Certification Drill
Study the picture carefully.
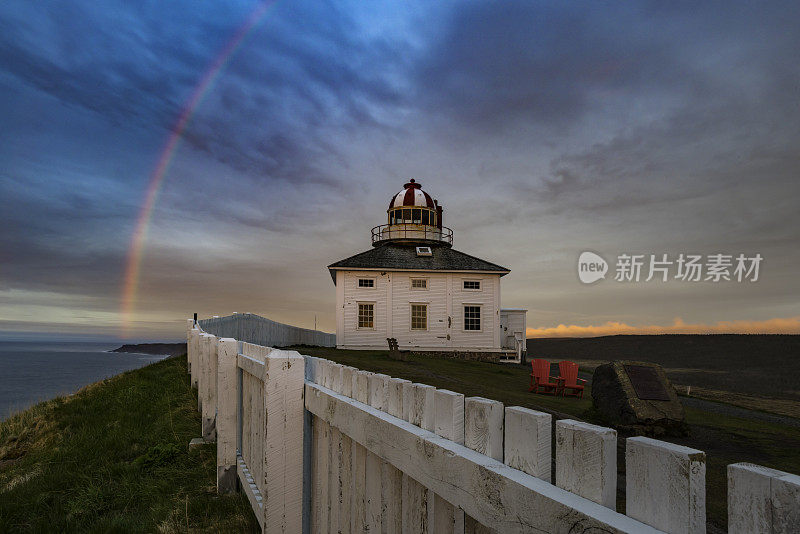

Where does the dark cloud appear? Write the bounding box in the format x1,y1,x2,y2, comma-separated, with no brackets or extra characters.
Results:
1,0,799,338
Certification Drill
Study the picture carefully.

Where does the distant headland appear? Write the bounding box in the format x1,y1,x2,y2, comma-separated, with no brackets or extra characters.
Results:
111,343,186,356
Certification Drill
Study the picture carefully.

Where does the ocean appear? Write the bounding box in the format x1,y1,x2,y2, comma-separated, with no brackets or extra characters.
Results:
0,341,170,420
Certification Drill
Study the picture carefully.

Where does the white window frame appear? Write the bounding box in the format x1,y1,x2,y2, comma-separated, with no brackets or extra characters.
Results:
463,304,482,332
410,277,429,290
410,303,428,331
462,279,482,291
357,302,375,330
357,277,376,289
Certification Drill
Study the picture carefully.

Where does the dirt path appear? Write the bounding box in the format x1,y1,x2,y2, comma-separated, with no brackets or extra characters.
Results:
574,368,800,427
680,396,800,428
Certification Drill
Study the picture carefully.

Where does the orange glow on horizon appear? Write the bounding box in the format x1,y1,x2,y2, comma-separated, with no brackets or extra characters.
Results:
526,316,800,338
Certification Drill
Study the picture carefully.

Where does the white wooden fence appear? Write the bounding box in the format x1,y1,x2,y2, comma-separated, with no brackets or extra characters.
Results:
186,318,800,534
199,312,335,348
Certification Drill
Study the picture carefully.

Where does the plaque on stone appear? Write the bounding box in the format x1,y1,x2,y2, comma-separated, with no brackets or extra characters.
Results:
624,364,671,401
592,360,687,437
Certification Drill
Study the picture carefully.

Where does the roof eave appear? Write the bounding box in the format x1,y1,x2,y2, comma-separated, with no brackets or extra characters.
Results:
327,266,510,276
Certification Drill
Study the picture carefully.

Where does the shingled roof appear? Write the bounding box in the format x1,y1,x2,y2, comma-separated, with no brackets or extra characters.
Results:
327,243,510,283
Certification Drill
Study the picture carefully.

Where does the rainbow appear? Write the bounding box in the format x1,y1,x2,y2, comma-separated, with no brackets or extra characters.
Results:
121,0,278,337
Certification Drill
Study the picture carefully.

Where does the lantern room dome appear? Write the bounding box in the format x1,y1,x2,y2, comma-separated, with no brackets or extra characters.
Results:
388,179,435,210
373,179,452,247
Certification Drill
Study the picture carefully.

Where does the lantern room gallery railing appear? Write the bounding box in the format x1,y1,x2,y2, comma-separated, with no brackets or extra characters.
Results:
371,223,453,245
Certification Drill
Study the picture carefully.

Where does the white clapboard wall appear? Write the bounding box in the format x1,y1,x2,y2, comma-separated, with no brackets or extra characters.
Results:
186,318,800,534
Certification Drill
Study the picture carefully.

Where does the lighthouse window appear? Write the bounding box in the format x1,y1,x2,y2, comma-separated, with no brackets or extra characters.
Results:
464,306,481,331
402,208,411,222
421,210,430,225
411,278,427,289
411,304,427,330
412,209,421,223
358,303,374,329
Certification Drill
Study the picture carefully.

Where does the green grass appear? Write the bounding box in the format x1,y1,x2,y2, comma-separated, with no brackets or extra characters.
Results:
287,346,593,417
680,407,800,528
287,346,800,531
0,355,259,534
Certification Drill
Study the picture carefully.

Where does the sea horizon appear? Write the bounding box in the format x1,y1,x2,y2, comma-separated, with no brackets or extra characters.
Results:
0,340,174,421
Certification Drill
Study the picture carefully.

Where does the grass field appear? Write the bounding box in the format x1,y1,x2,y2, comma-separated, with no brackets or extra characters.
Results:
0,355,258,533
288,344,800,532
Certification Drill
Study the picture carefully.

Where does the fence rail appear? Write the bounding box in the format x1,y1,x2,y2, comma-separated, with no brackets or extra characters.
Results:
186,317,800,533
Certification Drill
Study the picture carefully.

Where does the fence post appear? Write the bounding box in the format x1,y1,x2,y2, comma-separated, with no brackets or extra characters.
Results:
302,356,315,534
201,334,217,441
368,374,390,531
334,365,353,534
464,397,503,534
771,472,800,533
388,378,410,419
555,419,617,510
216,338,238,493
464,397,503,460
311,359,330,533
504,406,551,482
186,318,194,373
626,437,705,534
262,349,305,533
388,377,410,533
190,328,200,388
728,462,800,534
434,389,466,534
327,363,343,533
199,333,212,412
402,383,435,534
352,370,372,533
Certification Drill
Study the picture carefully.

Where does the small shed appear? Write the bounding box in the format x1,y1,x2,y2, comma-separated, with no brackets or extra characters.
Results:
499,308,527,363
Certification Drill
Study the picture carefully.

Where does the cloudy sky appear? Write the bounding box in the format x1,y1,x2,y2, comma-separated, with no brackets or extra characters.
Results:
1,0,798,340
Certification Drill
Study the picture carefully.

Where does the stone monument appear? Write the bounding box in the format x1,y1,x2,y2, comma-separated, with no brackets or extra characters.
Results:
592,360,688,437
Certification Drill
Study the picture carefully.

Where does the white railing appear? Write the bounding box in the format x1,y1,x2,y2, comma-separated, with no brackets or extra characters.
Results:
186,318,800,534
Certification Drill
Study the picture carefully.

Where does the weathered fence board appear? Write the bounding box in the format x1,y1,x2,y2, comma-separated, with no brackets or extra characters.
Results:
728,462,800,534
464,396,503,534
556,419,617,509
217,338,238,493
626,437,706,534
434,389,466,533
262,349,305,533
504,406,551,483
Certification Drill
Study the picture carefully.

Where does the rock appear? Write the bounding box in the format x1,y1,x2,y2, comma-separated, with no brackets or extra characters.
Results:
188,437,213,450
592,360,688,437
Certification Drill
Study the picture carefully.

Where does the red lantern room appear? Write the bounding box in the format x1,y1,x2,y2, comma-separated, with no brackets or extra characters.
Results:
372,179,453,246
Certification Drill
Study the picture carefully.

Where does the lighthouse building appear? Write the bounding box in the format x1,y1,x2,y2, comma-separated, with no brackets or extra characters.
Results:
328,180,526,361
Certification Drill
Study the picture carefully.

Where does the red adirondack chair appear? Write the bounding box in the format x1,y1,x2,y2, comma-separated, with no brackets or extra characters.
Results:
529,359,559,395
557,360,587,397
